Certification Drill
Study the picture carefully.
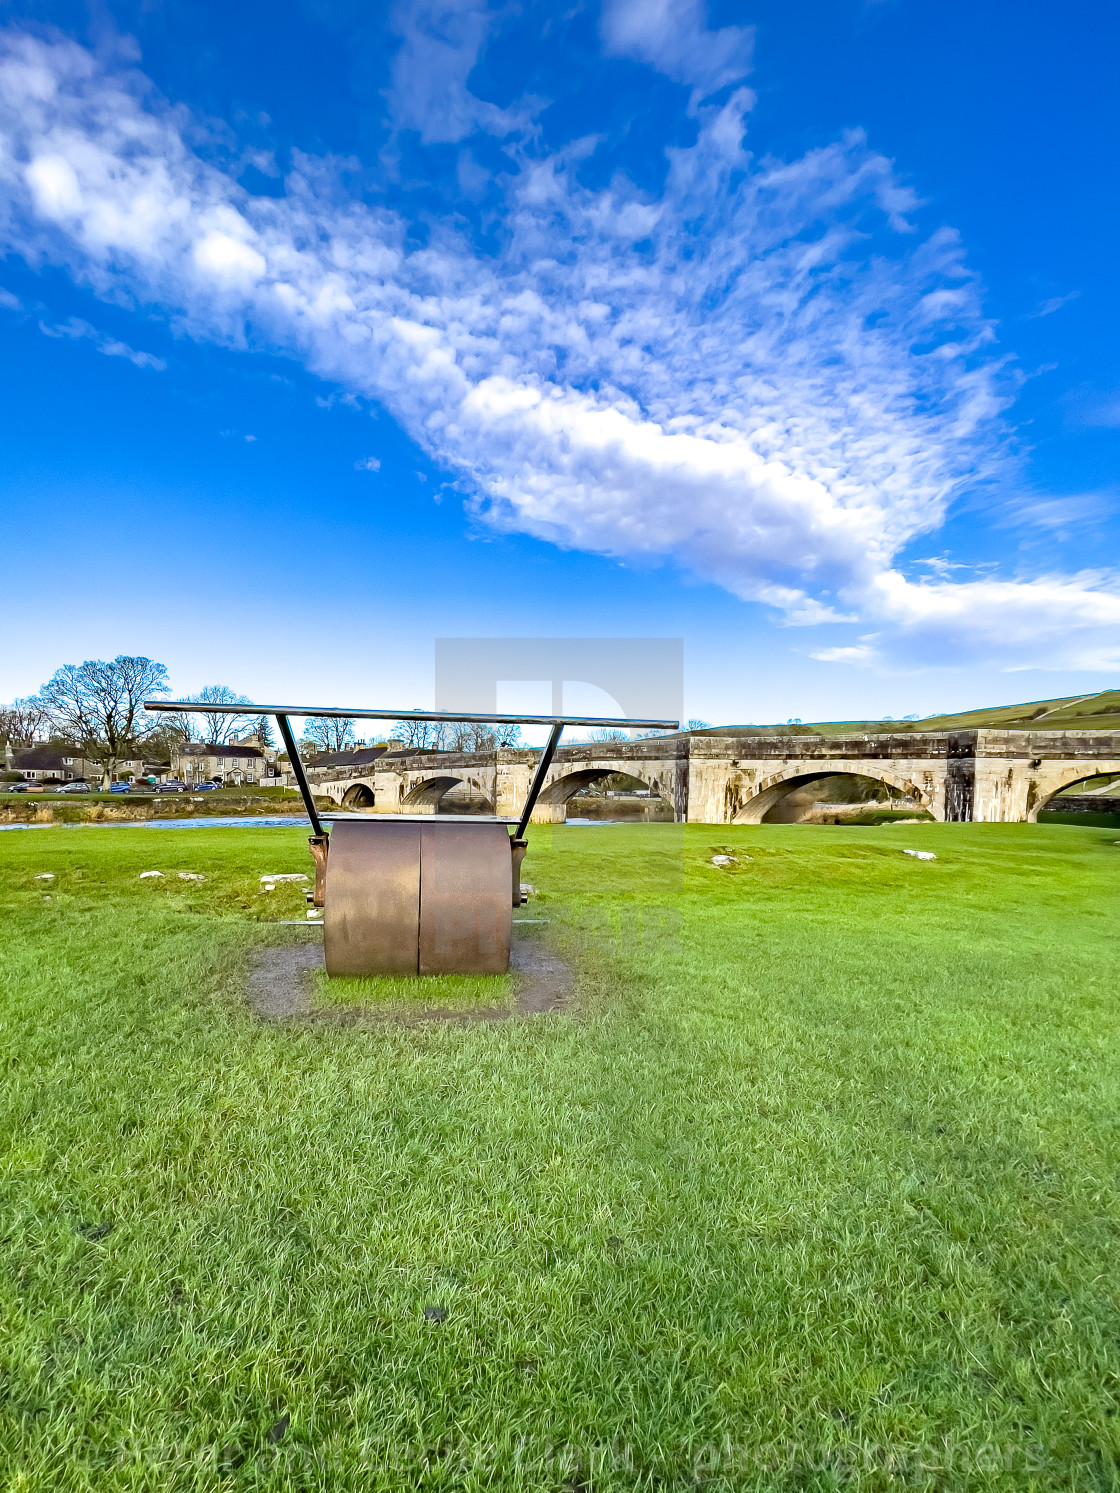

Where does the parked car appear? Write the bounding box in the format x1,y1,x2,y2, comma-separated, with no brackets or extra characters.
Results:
194,781,220,791
155,780,190,793
2,780,28,793
56,781,92,794
109,782,132,793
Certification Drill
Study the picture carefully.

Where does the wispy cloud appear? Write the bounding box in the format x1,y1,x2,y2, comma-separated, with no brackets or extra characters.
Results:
355,455,382,472
996,491,1114,532
385,0,533,143
0,27,1118,670
1028,289,1079,319
1072,392,1120,429
600,0,754,103
37,314,166,368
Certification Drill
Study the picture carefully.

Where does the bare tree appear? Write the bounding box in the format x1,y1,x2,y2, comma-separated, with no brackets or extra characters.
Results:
193,685,256,744
389,716,522,752
0,697,50,747
391,714,444,750
301,717,356,755
37,656,169,788
446,722,500,752
143,712,195,765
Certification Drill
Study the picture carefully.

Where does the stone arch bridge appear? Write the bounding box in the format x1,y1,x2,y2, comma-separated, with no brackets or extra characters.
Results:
293,729,1120,824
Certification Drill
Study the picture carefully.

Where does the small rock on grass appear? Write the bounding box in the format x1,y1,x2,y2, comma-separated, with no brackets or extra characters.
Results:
177,872,205,881
139,871,163,879
902,849,936,861
260,873,308,884
710,854,737,866
33,873,55,881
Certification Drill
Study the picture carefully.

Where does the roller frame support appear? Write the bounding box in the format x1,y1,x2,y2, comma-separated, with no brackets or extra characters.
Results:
140,697,682,979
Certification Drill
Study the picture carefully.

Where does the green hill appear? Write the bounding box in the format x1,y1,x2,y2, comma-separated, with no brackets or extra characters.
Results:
700,689,1120,737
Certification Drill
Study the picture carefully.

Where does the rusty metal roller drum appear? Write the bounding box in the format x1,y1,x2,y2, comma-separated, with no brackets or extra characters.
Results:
324,820,420,976
418,822,512,975
324,819,513,976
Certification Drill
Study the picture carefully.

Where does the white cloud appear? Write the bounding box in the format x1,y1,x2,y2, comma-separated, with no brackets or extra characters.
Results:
355,455,382,471
26,153,83,215
811,644,878,665
1,29,1117,671
193,228,267,285
850,571,1120,671
601,0,754,101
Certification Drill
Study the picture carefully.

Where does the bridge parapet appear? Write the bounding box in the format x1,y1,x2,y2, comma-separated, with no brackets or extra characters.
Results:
689,731,955,761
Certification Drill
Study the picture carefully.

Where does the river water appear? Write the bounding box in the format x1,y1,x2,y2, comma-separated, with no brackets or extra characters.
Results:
0,809,671,832
0,816,311,831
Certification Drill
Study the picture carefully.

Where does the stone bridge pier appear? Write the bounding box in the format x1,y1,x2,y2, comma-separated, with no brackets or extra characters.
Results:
296,729,1120,826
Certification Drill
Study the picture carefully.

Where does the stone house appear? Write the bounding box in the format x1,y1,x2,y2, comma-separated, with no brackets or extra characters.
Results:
5,745,81,782
171,735,277,786
4,745,158,782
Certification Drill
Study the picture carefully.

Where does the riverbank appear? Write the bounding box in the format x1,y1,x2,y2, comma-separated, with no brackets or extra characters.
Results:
0,787,322,826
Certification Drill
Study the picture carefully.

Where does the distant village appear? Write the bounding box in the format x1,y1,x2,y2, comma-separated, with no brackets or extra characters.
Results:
1,730,411,789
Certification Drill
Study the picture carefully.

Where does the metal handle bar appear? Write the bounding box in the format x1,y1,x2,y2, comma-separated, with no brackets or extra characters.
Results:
145,701,679,730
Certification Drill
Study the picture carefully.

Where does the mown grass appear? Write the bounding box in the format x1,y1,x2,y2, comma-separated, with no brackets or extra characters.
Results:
1,822,1118,1491
314,968,518,1014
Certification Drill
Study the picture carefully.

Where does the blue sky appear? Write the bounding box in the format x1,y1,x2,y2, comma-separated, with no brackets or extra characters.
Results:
1,0,1117,726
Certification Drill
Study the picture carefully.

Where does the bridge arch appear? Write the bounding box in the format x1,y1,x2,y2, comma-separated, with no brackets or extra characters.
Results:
341,782,375,810
731,765,931,825
402,775,496,813
1031,767,1120,821
538,765,669,808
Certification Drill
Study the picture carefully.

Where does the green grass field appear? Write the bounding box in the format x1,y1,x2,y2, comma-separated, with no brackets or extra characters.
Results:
1,822,1118,1490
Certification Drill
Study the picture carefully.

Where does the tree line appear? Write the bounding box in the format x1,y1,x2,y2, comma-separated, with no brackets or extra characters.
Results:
0,656,524,789
0,660,279,788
